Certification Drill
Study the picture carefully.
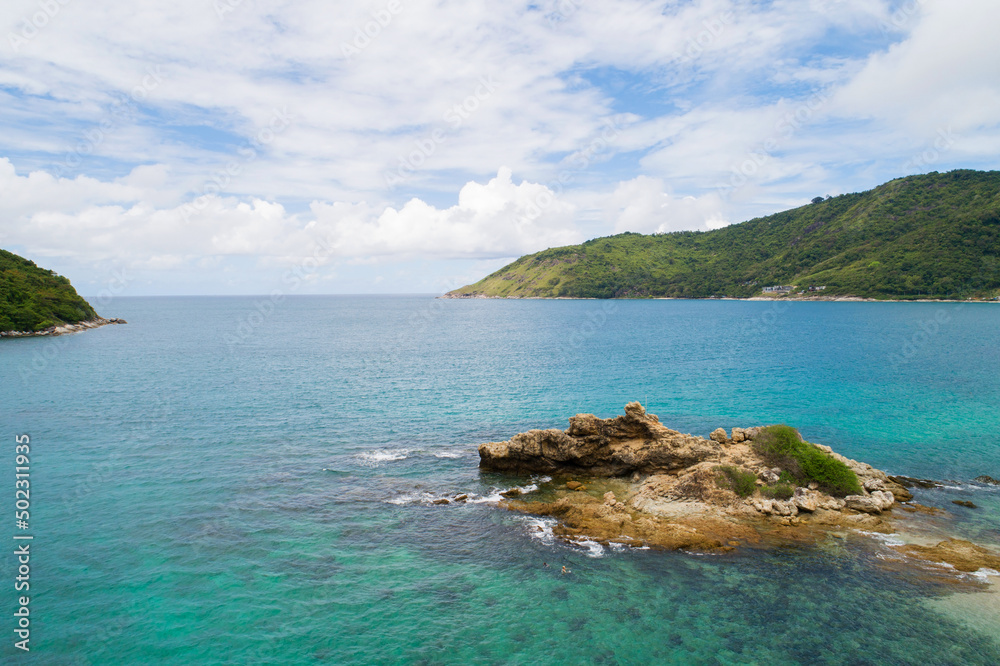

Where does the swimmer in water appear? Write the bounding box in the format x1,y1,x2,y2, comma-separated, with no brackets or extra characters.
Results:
561,566,569,574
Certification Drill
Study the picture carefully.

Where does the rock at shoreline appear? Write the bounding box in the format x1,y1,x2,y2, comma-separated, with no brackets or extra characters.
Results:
888,475,942,490
975,475,1000,485
895,539,1000,573
0,316,126,338
845,491,895,514
478,403,924,552
952,500,978,509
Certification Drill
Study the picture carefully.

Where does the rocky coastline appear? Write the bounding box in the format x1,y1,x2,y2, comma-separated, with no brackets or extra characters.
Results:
0,316,126,338
443,292,999,303
478,403,1000,576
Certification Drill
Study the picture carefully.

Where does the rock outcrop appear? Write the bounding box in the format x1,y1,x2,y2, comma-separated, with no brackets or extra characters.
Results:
478,404,939,553
479,402,717,475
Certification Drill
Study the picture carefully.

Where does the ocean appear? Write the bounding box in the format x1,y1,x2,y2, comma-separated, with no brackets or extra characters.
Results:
2,296,999,664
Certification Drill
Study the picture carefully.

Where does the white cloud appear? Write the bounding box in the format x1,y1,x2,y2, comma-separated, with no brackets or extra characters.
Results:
834,0,1000,133
606,176,728,234
1,0,999,292
0,159,580,266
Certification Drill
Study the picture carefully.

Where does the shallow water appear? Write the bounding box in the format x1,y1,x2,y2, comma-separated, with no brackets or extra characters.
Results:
2,296,999,664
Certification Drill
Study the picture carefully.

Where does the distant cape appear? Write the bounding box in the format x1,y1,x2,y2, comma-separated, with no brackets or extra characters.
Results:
447,169,1000,301
0,248,123,337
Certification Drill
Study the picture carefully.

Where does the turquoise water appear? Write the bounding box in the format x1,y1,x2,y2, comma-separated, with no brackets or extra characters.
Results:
2,296,1000,665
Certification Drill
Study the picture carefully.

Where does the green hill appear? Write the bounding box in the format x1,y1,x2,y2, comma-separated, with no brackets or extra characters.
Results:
447,170,1000,300
0,249,98,332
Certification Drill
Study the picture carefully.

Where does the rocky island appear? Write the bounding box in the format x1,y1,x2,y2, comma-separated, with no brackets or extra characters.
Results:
479,403,1000,575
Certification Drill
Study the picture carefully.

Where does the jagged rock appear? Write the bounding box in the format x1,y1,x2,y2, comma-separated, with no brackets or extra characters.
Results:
565,481,584,491
845,491,894,514
731,427,747,443
975,475,1000,485
603,491,626,511
479,402,719,475
818,496,846,511
749,497,796,517
888,475,942,489
453,494,468,502
845,495,883,514
500,488,523,498
759,468,781,484
432,498,450,505
886,484,913,503
863,478,885,492
710,428,729,444
952,500,977,509
874,490,895,510
792,487,819,513
771,500,798,517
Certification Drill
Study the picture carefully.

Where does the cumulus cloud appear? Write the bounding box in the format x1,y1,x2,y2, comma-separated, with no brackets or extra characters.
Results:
0,160,580,267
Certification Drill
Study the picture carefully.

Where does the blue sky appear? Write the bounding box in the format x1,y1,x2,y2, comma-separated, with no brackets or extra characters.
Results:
1,0,998,296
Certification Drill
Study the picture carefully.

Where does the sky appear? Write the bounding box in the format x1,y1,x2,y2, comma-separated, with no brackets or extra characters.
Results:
1,0,999,296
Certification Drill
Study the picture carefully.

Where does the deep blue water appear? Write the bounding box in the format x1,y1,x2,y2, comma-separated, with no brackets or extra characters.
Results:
2,296,1000,664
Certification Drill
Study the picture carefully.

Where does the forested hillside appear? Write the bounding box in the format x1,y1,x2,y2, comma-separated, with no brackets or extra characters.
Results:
448,170,1000,300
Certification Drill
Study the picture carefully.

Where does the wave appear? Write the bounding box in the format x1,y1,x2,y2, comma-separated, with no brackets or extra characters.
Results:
571,538,605,558
965,567,1000,583
355,449,410,466
386,492,435,505
859,531,906,547
936,482,1000,492
521,516,558,545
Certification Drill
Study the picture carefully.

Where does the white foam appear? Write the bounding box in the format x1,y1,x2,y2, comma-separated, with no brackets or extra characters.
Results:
573,538,606,558
355,449,410,466
432,451,463,459
522,516,558,544
938,482,999,492
859,531,906,547
386,492,434,505
465,490,504,504
465,483,538,504
965,567,1000,582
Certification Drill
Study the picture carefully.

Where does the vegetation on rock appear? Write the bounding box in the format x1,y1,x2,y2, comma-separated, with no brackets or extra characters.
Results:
0,249,97,332
752,425,862,497
448,170,1000,300
760,483,794,500
714,465,757,498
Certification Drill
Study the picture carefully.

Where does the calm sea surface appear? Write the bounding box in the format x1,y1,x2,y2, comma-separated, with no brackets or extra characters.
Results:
2,296,1000,664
